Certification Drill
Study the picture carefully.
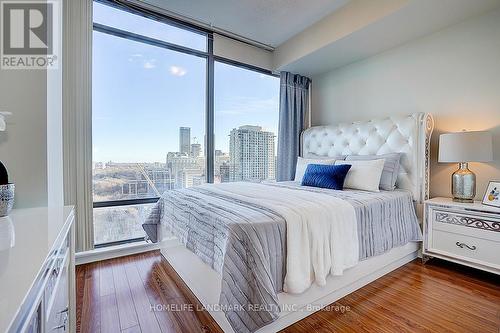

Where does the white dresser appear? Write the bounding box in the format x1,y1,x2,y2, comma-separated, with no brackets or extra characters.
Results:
423,197,500,274
0,207,75,333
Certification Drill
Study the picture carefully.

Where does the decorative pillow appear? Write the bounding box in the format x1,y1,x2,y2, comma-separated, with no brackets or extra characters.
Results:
301,164,352,190
346,153,402,190
294,157,336,182
335,159,385,192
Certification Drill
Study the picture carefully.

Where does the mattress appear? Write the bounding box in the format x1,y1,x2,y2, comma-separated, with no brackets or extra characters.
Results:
142,181,422,333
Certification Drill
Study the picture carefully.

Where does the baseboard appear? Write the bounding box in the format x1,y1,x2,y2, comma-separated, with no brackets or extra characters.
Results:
75,240,160,265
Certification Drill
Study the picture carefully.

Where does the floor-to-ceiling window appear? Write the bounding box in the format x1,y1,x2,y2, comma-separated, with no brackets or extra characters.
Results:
92,1,207,246
214,61,280,183
92,1,279,247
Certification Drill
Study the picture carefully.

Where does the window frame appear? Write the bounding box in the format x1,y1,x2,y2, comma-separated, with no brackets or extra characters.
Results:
92,0,278,247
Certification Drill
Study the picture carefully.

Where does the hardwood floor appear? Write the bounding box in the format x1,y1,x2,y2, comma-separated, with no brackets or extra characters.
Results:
76,251,500,333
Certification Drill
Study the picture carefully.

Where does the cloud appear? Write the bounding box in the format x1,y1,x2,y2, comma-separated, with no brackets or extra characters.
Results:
128,54,143,62
169,65,187,77
143,60,156,69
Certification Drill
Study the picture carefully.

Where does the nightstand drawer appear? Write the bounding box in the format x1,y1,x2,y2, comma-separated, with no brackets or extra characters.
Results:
432,208,499,233
431,229,500,267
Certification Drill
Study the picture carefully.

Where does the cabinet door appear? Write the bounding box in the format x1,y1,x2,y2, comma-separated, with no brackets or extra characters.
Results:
25,301,43,333
45,252,69,333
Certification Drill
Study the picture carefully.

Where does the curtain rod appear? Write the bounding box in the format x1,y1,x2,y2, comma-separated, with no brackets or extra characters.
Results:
117,0,276,52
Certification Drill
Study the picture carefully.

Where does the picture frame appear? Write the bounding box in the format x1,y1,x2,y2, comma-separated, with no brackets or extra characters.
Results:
482,180,500,208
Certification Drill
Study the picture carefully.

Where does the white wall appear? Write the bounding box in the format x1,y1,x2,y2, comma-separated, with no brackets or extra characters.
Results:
0,70,48,208
47,1,64,208
0,3,63,209
312,9,500,200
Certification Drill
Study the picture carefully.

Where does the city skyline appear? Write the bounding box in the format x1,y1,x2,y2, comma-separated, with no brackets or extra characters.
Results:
93,124,278,164
92,31,280,163
93,125,277,202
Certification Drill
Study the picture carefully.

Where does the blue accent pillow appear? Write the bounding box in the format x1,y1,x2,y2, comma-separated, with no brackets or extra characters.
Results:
301,164,352,190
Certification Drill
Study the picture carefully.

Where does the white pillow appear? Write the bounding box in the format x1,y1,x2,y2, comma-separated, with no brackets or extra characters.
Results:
346,153,402,191
294,157,336,182
335,159,385,192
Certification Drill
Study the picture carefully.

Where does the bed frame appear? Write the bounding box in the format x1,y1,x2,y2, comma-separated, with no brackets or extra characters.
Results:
159,112,434,332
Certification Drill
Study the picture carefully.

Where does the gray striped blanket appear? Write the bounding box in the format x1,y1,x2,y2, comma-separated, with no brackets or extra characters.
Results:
142,181,422,333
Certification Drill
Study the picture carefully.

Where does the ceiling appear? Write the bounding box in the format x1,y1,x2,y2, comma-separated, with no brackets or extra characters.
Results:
141,0,350,47
277,0,500,75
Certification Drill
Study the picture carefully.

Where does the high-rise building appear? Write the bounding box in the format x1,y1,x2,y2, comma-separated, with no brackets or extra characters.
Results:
229,125,275,182
191,143,202,158
219,162,230,183
179,127,191,154
178,168,205,188
214,152,229,183
166,152,205,188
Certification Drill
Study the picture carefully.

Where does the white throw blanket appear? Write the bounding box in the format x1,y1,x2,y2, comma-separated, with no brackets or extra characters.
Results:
205,182,359,294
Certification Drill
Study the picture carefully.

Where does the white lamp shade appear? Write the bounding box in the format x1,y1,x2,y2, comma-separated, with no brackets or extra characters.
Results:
439,131,493,163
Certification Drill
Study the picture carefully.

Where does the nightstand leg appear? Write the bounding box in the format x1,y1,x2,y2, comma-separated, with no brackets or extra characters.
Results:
421,254,432,264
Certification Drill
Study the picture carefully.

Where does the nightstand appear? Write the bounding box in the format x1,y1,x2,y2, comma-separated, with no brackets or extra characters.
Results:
423,197,500,274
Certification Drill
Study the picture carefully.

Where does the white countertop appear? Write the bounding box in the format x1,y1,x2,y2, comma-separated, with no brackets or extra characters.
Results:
0,206,74,333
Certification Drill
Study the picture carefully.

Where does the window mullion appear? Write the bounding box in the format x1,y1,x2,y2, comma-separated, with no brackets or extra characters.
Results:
206,33,215,183
93,23,208,59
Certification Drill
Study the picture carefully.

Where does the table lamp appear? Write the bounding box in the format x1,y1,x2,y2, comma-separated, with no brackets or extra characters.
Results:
438,130,493,202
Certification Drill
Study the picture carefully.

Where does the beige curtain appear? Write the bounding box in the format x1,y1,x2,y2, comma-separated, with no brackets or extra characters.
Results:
63,0,94,252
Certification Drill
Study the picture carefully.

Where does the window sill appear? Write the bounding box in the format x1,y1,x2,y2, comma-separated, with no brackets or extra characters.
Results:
75,239,160,265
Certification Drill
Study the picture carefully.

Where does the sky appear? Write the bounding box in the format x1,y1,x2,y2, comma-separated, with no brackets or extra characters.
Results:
92,2,280,163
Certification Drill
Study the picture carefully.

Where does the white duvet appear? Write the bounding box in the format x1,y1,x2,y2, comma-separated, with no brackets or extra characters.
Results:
206,182,359,294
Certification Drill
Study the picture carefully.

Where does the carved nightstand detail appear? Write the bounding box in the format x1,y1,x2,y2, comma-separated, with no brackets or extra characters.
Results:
434,212,500,232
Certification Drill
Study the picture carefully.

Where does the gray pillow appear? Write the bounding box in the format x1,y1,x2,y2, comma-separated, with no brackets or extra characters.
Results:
345,153,402,191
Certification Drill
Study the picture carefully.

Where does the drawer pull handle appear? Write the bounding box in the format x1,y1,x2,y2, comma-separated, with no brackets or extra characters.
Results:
455,242,476,250
58,307,69,314
52,324,66,331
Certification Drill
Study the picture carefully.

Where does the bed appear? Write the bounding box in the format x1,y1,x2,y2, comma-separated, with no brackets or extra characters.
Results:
143,112,434,333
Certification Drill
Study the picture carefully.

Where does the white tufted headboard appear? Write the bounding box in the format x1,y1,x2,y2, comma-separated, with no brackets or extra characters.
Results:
301,113,434,203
